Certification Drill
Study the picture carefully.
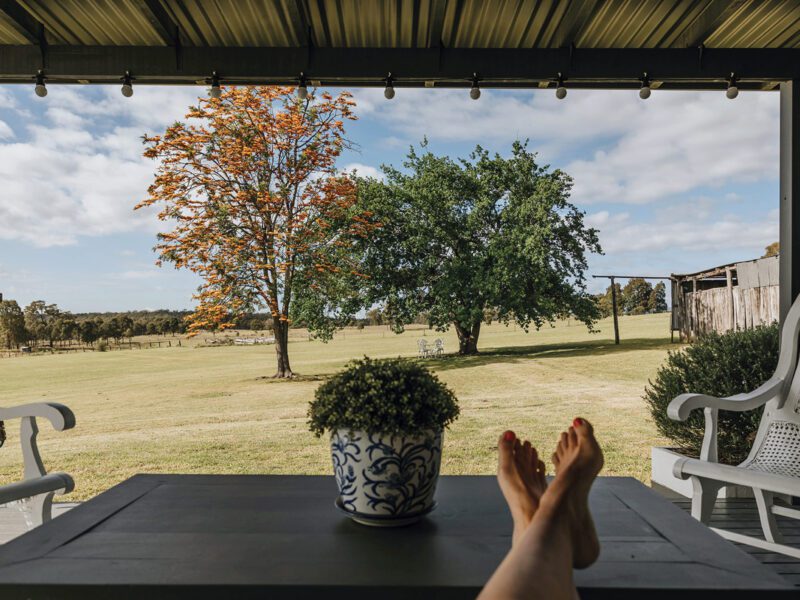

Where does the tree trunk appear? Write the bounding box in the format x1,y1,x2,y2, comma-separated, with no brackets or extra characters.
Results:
272,318,294,378
454,320,481,355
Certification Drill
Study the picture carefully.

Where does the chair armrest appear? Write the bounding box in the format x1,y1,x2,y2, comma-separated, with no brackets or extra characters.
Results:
667,377,783,422
0,403,75,431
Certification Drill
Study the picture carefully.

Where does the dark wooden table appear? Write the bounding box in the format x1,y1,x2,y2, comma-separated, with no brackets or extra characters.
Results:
0,475,793,599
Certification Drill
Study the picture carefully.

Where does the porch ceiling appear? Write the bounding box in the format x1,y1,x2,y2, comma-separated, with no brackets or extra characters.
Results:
1,0,800,88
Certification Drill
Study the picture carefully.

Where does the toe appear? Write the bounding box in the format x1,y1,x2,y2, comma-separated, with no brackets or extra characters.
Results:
536,459,547,486
573,417,594,438
568,426,578,448
498,431,516,474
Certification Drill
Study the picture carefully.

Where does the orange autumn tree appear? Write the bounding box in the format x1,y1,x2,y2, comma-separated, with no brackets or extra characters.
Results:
137,86,374,378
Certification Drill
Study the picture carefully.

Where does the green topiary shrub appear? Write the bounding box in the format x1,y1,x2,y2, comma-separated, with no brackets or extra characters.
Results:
644,323,779,465
308,357,459,437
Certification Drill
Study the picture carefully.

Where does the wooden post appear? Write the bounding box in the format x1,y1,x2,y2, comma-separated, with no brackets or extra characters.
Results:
780,81,800,324
610,276,620,345
726,266,735,331
692,278,698,340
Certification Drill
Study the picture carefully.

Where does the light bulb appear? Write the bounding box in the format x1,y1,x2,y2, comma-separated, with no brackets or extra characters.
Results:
469,85,480,100
727,74,739,99
555,73,566,99
34,71,46,97
121,71,133,97
384,84,395,99
639,73,650,100
209,72,221,99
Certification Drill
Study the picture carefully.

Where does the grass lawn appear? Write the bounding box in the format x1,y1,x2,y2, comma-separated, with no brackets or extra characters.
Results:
0,313,676,501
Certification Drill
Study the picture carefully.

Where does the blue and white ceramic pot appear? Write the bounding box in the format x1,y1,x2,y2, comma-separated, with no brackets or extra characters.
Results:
331,428,442,525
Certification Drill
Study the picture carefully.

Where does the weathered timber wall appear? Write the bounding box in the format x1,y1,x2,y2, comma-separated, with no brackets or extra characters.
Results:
678,285,779,340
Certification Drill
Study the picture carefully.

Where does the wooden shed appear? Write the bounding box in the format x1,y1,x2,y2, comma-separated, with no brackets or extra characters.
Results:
671,255,779,341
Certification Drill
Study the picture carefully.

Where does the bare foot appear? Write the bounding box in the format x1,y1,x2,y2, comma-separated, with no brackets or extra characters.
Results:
549,417,604,569
497,430,548,546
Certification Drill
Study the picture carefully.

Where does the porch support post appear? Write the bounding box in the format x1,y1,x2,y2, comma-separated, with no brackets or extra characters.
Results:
780,81,800,323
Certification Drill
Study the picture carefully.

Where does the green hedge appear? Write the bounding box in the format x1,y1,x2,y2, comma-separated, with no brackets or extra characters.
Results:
644,323,779,465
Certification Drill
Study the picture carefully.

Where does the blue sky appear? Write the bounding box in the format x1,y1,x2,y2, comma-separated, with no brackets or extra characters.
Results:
0,84,779,312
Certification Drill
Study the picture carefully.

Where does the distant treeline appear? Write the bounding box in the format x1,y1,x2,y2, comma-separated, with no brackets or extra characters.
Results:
0,299,282,350
594,279,668,318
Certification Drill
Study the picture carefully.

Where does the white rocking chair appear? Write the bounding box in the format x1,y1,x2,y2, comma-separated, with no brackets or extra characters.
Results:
668,295,800,559
0,403,75,529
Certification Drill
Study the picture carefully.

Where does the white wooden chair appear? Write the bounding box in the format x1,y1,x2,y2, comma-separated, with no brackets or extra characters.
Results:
668,296,800,558
433,338,444,356
0,403,75,529
417,339,431,358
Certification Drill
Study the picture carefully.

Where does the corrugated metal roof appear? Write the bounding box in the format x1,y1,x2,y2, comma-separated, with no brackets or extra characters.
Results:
17,0,165,45
1,0,799,49
163,0,305,47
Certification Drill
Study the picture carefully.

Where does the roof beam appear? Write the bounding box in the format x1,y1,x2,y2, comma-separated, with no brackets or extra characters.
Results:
0,0,42,45
0,46,799,86
134,0,179,46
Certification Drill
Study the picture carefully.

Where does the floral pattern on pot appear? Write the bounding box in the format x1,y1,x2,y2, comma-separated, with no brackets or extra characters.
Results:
331,428,443,516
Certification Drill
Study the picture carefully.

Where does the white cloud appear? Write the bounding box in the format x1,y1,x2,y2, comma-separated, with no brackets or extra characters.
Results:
350,88,779,206
115,270,159,280
0,87,204,247
342,162,383,180
586,206,778,255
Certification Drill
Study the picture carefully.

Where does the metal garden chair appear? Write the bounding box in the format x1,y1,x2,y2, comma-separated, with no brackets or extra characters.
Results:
417,339,431,358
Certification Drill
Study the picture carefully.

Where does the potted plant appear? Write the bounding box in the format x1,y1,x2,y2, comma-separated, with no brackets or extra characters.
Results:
308,357,459,526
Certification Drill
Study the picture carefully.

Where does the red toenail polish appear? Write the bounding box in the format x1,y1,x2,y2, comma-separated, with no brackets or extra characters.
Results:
503,431,515,442
573,418,584,427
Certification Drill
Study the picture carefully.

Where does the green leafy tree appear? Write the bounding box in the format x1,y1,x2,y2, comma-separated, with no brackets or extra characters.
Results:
356,141,601,354
621,278,653,315
648,282,668,313
595,283,621,319
0,300,27,349
79,320,99,345
24,301,60,346
764,241,779,257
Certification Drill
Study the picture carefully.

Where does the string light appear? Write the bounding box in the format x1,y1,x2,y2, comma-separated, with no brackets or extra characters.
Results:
34,70,47,97
121,71,133,97
555,73,567,99
639,73,651,99
209,72,221,99
469,73,480,100
384,73,395,99
727,73,739,99
297,72,308,99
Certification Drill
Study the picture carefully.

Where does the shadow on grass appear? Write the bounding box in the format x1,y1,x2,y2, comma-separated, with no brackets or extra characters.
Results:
255,374,328,383
421,337,678,372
